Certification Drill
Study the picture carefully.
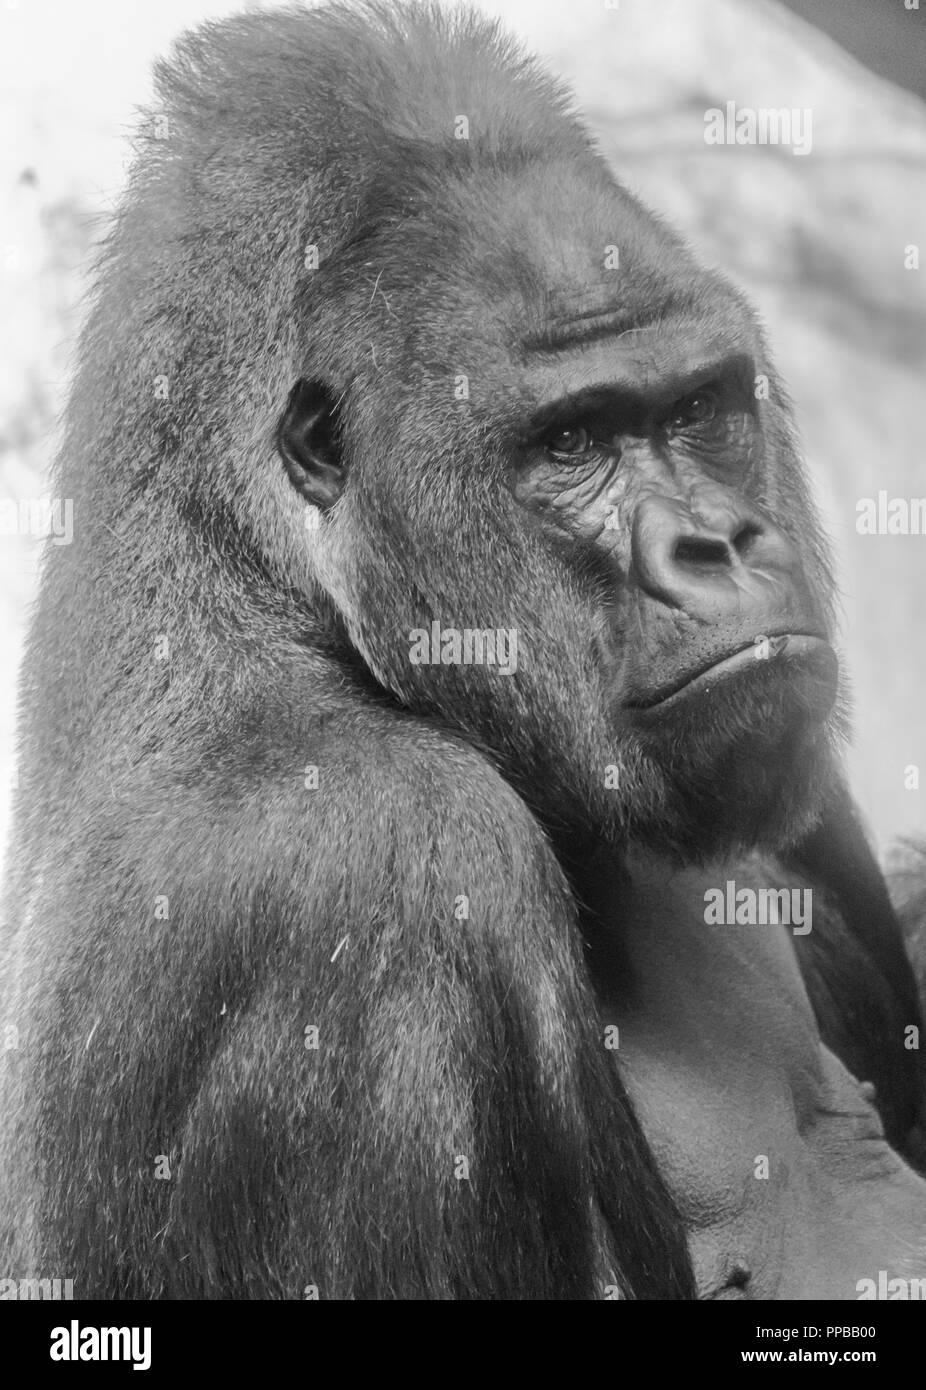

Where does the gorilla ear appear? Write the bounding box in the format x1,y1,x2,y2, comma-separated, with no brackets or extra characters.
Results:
276,378,344,509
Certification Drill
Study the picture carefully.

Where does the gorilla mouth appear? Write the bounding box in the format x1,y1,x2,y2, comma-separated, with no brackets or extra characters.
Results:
627,631,836,712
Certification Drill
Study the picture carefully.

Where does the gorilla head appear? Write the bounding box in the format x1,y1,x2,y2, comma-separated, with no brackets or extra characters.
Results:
267,14,841,861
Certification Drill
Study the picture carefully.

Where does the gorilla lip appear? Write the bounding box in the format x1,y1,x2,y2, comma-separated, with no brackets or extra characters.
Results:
628,631,834,711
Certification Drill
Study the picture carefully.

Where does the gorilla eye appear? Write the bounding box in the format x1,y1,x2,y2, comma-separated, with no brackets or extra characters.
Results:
668,389,718,433
546,426,592,460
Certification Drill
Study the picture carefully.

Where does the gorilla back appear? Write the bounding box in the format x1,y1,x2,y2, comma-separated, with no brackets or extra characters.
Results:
2,1,925,1300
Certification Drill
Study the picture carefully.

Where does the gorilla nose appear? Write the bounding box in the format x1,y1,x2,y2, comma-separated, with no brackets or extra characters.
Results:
631,491,802,620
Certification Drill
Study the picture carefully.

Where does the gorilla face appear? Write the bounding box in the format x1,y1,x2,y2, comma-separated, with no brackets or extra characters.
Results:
281,163,840,859
509,287,839,855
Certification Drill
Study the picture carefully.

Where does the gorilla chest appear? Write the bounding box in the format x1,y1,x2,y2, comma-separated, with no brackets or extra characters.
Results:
595,855,926,1298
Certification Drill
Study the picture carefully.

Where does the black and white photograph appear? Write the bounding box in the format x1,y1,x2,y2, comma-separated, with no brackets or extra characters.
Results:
1,0,925,1346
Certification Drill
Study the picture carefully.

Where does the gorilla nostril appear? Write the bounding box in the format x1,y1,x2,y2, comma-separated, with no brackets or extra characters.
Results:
732,522,763,559
673,535,732,570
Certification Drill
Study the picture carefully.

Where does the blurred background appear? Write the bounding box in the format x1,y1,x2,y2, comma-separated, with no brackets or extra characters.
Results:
0,0,923,862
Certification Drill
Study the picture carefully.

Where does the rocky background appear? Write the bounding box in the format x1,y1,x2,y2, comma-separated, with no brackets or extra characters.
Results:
1,0,923,860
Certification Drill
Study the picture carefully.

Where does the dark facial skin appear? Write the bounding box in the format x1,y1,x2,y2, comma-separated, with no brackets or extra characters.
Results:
512,347,833,706
508,302,840,845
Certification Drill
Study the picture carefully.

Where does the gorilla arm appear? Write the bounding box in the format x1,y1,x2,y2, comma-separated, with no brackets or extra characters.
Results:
788,792,926,1166
18,711,692,1300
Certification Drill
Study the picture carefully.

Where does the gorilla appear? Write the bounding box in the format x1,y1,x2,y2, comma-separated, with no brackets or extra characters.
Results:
1,0,925,1301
